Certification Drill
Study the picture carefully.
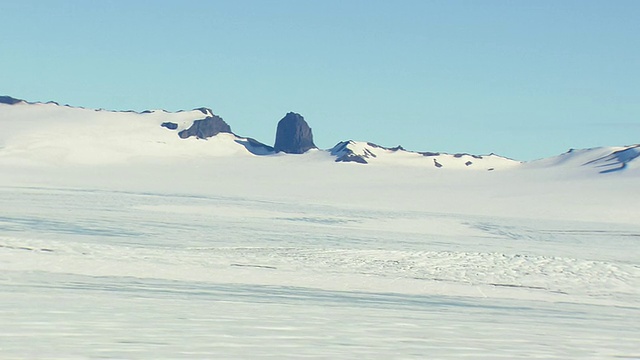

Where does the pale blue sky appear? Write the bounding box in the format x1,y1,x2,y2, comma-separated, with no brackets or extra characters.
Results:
1,0,638,160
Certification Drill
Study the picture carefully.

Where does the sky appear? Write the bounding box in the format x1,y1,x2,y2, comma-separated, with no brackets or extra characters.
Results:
1,0,639,160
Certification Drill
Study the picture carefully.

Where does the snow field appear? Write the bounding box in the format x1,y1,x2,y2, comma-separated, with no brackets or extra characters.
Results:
1,101,639,358
1,186,638,358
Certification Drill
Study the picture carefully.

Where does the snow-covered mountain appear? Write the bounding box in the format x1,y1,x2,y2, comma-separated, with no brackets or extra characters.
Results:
330,140,520,170
524,145,640,174
2,95,639,359
0,96,638,174
0,96,273,164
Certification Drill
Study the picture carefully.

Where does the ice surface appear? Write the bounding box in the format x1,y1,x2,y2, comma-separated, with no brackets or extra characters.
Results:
1,186,639,359
0,102,639,358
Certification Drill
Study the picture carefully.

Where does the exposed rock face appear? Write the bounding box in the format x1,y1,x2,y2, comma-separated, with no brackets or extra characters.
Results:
331,140,403,164
0,96,24,105
336,153,369,164
331,141,371,164
420,151,440,157
274,112,316,154
178,109,232,139
454,153,483,159
161,122,178,130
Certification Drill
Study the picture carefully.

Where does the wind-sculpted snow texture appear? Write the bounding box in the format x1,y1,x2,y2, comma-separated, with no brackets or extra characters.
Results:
583,144,640,173
1,187,638,359
1,98,639,359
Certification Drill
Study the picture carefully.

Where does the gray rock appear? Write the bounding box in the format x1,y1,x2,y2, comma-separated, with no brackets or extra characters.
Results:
274,112,317,154
0,96,24,105
331,140,406,164
337,153,369,164
178,111,232,139
420,151,441,157
454,153,483,159
161,122,178,130
331,141,371,164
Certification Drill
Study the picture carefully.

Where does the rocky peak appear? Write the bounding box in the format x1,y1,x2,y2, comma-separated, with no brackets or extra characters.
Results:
274,112,317,154
178,111,232,139
331,140,404,164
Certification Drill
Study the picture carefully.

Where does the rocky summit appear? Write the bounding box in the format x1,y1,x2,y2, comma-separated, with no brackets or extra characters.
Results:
178,109,232,139
274,112,317,154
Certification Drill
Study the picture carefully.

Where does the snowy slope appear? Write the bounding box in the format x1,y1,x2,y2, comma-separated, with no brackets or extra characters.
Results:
1,97,639,359
524,145,640,172
330,140,520,170
3,98,639,175
0,100,273,165
1,185,639,359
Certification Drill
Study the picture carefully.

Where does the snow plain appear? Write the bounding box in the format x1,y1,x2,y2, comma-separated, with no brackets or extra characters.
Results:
0,102,639,359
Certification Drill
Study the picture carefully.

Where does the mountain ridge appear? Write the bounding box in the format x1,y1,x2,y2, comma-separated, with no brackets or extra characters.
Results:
0,95,637,173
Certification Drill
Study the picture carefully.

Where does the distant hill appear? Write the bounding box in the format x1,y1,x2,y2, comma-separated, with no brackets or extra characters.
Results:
0,95,637,174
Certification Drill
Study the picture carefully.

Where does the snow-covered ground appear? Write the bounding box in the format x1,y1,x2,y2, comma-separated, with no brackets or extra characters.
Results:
1,101,639,358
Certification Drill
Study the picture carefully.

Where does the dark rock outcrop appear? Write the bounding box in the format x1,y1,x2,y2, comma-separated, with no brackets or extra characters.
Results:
161,122,178,130
274,112,316,154
369,143,404,152
454,153,483,159
336,153,369,164
178,110,232,139
195,107,212,115
331,141,373,164
0,96,24,105
420,151,441,157
331,140,406,164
